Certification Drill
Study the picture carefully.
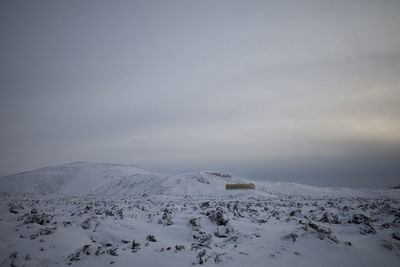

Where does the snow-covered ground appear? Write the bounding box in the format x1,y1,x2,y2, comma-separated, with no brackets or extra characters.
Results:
0,162,399,266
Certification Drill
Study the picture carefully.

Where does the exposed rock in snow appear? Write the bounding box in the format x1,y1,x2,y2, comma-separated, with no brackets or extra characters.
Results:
0,162,400,266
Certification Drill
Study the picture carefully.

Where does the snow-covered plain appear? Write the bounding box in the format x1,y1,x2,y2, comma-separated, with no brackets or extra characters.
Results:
0,162,399,266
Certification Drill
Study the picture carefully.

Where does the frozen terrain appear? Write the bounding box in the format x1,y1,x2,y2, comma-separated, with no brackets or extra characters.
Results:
0,162,399,266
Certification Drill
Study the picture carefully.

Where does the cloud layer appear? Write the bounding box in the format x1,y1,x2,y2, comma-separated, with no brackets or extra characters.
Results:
1,0,399,187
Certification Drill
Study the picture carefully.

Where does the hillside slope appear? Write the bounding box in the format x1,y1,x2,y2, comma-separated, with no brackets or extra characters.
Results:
0,162,398,198
0,162,149,194
0,162,248,196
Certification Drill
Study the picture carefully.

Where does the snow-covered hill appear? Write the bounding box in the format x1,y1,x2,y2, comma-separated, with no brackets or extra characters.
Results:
0,162,398,199
0,162,150,195
0,162,247,196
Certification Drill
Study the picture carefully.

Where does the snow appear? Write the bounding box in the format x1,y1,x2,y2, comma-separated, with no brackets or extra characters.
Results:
0,162,150,195
0,162,399,266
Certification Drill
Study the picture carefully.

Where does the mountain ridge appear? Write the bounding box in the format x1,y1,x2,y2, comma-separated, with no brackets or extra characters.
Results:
0,162,398,198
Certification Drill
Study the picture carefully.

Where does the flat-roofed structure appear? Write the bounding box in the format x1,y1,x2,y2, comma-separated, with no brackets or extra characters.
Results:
225,183,255,190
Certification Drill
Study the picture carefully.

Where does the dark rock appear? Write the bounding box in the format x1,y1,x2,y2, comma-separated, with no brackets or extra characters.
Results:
381,241,394,250
23,212,53,225
175,245,185,251
214,252,225,263
5,252,21,267
131,240,140,252
320,212,340,224
348,214,373,225
82,245,91,255
108,248,118,256
360,225,376,235
289,210,301,217
208,172,231,178
192,233,212,250
105,210,114,216
392,232,400,241
308,223,328,234
68,245,91,261
208,207,229,226
284,232,298,242
158,211,173,226
214,226,232,238
95,246,105,256
29,227,56,240
197,249,209,265
81,217,97,230
63,221,72,227
9,204,23,214
146,235,157,242
8,252,18,259
190,218,201,228
233,202,241,217
200,202,210,209
307,223,338,243
116,209,123,219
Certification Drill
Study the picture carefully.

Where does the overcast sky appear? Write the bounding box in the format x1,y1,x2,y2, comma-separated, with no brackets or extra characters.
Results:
1,0,399,188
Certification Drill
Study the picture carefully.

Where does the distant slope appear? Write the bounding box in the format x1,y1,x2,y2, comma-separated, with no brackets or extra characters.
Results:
0,162,149,194
0,162,398,198
91,171,247,196
254,180,400,198
0,162,247,196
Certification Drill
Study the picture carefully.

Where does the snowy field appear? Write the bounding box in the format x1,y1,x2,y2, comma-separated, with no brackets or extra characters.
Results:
1,162,399,266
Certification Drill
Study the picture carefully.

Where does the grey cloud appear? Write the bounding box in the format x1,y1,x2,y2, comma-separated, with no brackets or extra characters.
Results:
1,0,399,187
